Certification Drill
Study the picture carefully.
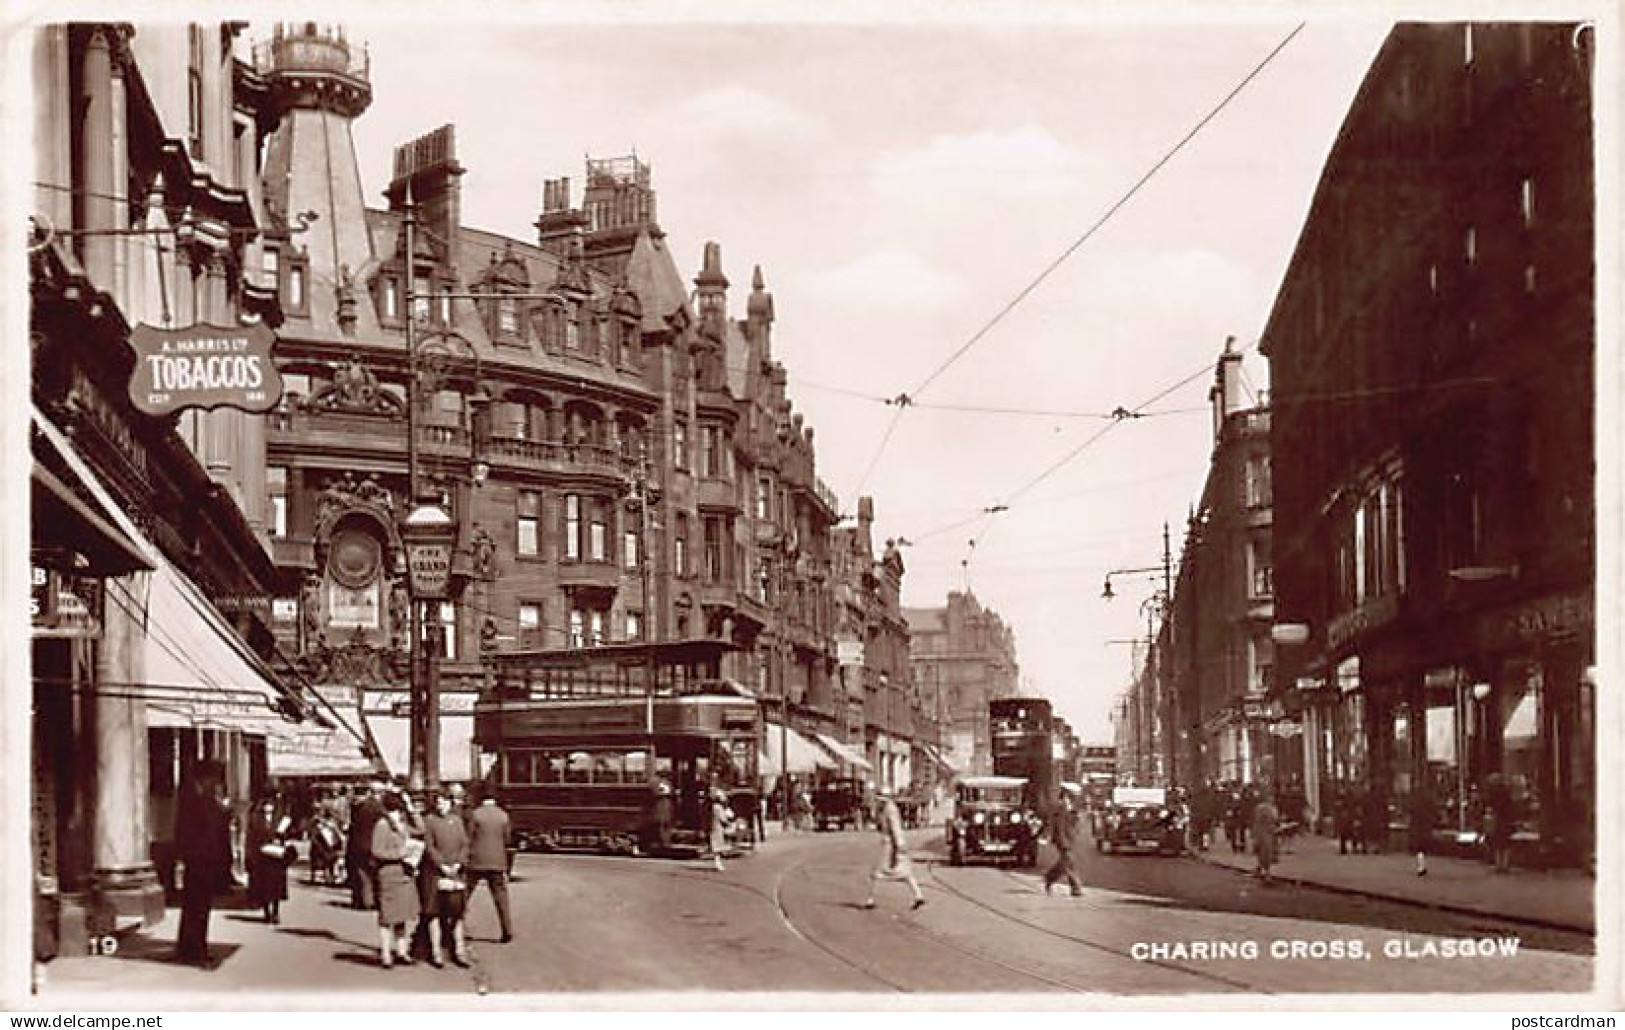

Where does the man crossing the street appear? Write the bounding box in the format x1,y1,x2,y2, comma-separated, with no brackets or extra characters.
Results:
861,791,925,911
1043,792,1084,897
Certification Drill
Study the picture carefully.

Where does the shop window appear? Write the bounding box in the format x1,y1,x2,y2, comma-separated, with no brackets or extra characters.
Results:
1499,662,1543,830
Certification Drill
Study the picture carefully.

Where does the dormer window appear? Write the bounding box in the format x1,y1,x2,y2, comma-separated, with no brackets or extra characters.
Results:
565,311,581,352
382,277,400,321
412,275,431,324
498,295,518,336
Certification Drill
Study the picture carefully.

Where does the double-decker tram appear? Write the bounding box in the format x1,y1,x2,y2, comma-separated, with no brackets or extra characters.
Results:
473,639,761,855
988,696,1056,815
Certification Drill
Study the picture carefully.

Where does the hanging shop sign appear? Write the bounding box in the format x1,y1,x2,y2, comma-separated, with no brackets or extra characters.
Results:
31,564,102,639
128,322,283,417
406,542,453,599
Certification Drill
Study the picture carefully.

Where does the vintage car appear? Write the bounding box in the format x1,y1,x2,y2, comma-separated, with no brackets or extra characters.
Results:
813,778,867,831
1096,787,1187,856
945,775,1040,867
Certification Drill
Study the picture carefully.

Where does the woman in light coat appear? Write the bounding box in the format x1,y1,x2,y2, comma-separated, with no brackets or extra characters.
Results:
708,787,735,872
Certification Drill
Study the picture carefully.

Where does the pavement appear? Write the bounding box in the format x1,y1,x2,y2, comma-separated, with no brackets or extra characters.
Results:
1188,829,1595,933
29,823,832,1002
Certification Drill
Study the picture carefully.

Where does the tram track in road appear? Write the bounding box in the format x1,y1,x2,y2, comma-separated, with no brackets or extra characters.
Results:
550,849,1090,991
924,858,1267,994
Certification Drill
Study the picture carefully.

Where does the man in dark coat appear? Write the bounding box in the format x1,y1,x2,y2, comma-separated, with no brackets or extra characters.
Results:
173,760,233,968
466,792,514,943
1362,784,1388,855
347,783,383,910
1042,793,1083,896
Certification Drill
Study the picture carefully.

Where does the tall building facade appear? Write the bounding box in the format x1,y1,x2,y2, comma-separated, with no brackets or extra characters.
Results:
29,22,318,957
833,498,930,791
1262,23,1595,866
1163,340,1276,792
905,591,1020,775
250,23,845,784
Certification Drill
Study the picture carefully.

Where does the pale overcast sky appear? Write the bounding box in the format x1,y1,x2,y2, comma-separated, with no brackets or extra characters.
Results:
335,10,1395,744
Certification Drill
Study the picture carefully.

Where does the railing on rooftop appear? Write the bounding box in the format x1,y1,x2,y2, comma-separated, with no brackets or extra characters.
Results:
252,25,370,81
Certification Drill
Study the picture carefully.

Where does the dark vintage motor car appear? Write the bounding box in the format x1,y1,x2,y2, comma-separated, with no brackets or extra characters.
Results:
1096,787,1187,856
945,775,1039,867
813,778,867,831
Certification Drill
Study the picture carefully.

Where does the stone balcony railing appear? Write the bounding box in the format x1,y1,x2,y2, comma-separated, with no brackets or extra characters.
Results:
484,436,630,480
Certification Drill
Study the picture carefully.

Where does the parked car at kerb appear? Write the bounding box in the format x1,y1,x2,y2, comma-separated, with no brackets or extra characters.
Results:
945,775,1040,867
1097,787,1186,856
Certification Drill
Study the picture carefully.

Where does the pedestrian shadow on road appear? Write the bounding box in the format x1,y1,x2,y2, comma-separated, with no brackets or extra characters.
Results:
274,927,341,942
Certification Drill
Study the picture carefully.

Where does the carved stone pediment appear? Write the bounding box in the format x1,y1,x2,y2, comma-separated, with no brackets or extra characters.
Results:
314,471,399,544
304,630,408,687
307,356,404,415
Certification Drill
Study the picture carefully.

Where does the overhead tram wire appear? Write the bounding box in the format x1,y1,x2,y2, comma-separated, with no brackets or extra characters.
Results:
902,21,1306,404
795,378,1207,420
839,22,1304,506
902,348,1241,547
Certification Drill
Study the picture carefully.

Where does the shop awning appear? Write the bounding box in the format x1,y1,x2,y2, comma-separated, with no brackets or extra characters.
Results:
920,743,962,773
812,731,873,772
136,556,296,737
365,712,478,783
31,461,153,577
761,721,835,776
33,408,301,737
269,687,381,779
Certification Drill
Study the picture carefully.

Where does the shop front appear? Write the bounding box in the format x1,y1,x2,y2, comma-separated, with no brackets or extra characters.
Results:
1318,592,1594,869
31,408,308,956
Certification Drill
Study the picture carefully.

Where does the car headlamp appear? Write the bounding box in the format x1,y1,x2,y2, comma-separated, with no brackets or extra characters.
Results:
972,811,985,825
1010,811,1024,824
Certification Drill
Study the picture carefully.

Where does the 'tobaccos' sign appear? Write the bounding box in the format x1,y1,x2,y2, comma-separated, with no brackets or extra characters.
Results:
128,322,283,417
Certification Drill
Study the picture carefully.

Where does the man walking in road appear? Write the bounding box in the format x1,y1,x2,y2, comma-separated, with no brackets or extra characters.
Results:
1043,792,1084,896
466,791,515,943
861,791,925,911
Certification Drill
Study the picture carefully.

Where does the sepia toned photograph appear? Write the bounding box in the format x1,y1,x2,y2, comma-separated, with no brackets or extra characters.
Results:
10,0,1616,1008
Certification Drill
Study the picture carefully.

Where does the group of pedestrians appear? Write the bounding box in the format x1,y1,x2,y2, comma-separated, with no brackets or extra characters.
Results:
166,768,518,972
343,784,517,969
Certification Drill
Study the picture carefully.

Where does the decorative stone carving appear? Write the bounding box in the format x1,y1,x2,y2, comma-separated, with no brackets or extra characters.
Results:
470,526,497,580
389,578,410,648
313,471,398,544
307,356,403,415
304,628,406,687
336,265,358,335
